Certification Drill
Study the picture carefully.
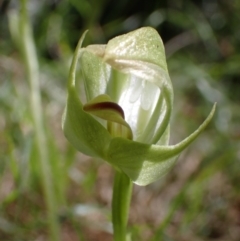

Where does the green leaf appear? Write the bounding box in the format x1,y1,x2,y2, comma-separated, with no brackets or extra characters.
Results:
107,103,216,186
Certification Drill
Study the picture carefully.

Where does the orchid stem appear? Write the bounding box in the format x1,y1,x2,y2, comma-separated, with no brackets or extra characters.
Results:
112,170,133,241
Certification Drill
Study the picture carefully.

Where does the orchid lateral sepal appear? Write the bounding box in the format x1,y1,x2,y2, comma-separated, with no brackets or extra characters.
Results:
107,103,216,186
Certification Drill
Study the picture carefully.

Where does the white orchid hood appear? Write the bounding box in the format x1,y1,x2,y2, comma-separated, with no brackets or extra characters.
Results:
62,27,216,186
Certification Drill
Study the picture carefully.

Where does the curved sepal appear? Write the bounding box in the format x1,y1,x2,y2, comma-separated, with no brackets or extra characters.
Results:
103,27,173,101
62,31,111,158
107,103,216,186
102,27,174,143
103,27,168,72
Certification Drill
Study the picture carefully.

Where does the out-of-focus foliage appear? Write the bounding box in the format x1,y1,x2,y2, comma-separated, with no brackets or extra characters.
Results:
0,0,239,240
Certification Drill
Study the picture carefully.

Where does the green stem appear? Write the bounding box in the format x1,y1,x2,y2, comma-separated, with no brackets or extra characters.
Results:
19,1,60,240
112,170,133,241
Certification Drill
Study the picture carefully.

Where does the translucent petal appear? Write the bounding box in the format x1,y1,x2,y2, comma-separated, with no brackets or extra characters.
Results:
80,49,110,101
84,27,174,143
140,80,159,111
129,75,142,103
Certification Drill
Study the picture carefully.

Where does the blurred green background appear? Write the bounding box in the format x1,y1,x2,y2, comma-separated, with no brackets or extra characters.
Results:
0,0,240,240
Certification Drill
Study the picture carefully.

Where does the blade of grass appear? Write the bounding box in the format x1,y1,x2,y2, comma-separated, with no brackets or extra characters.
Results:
18,0,61,240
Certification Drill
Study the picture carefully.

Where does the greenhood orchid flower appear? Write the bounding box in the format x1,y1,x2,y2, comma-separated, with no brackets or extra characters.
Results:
62,27,216,186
